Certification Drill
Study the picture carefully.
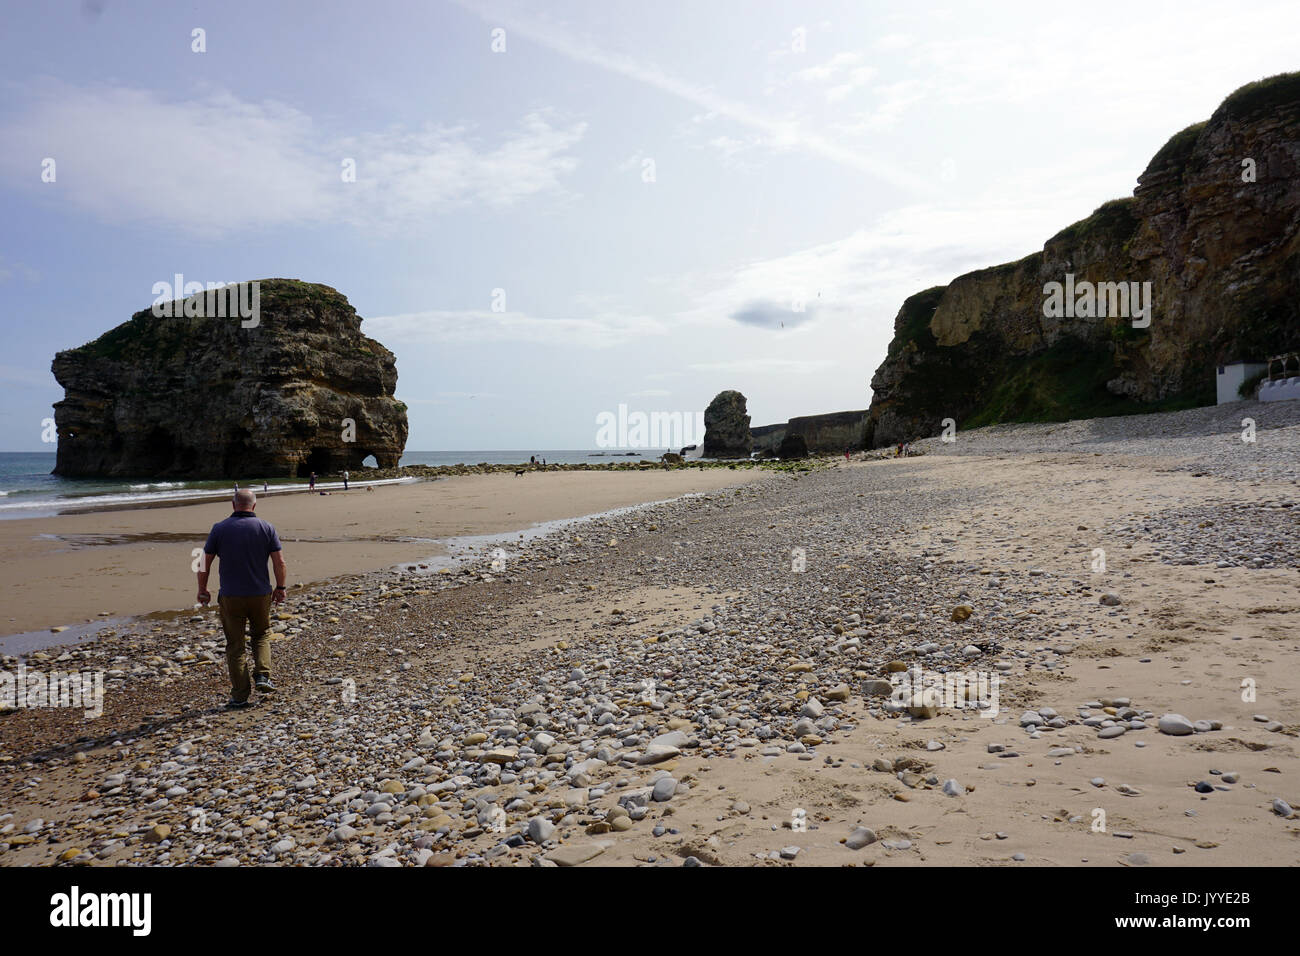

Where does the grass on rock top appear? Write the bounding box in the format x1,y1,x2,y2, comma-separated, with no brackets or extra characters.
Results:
1214,70,1300,124
1047,197,1139,249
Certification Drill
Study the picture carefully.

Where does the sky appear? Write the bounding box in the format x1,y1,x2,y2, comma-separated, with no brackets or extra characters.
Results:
1,0,1298,451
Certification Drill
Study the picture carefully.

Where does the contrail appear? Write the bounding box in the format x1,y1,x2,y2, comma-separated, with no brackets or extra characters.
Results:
449,0,927,192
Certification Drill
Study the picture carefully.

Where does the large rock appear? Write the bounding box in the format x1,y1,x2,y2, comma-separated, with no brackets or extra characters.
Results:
702,390,752,458
777,433,808,459
51,279,407,478
545,844,606,867
866,74,1300,448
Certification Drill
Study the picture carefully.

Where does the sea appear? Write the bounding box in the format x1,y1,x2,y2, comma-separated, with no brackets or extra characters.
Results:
0,449,698,520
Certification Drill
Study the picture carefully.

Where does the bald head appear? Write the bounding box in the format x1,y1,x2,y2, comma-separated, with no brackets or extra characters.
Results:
233,489,256,511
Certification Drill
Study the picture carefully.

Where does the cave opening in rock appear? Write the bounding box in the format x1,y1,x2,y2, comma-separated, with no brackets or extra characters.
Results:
361,454,378,469
141,426,175,474
175,445,198,474
299,447,332,477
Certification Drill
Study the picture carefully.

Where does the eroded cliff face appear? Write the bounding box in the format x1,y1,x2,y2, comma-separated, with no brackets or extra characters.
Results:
867,73,1300,448
52,279,408,478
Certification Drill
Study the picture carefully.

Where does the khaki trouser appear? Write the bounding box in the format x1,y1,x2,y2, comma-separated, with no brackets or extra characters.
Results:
218,593,273,702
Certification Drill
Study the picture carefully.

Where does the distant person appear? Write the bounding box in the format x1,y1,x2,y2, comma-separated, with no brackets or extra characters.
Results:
262,480,268,493
530,455,536,465
844,447,850,461
309,472,316,491
342,470,349,490
196,489,286,709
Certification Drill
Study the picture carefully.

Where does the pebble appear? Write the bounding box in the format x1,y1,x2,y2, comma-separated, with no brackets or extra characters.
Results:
546,844,606,867
527,817,556,843
844,827,878,849
9,422,1295,871
1157,714,1195,736
651,778,678,802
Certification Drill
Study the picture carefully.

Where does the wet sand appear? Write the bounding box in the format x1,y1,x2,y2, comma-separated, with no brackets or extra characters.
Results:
0,468,762,638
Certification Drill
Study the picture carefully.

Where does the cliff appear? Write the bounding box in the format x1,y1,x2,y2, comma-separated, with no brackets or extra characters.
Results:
867,73,1300,447
52,279,408,478
752,410,867,455
750,422,787,455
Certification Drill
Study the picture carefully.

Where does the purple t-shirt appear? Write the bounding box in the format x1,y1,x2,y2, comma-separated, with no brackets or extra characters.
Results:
203,511,283,597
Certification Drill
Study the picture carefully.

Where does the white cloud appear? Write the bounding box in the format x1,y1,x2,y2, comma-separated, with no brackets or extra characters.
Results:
366,308,667,349
794,51,864,84
794,52,878,102
0,256,40,284
874,33,914,52
832,79,929,132
0,83,585,235
687,358,835,374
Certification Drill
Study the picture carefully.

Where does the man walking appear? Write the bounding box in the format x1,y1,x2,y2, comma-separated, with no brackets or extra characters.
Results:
196,489,287,709
342,470,349,490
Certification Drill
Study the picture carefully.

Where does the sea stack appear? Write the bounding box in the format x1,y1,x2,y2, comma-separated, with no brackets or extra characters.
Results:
702,389,752,458
51,279,408,478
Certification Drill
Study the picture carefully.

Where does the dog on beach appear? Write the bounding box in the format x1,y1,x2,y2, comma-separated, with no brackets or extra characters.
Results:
514,468,526,477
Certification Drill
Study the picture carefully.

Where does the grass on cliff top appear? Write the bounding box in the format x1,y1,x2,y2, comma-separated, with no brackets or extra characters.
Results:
1046,197,1139,248
68,280,354,361
256,279,351,310
69,313,153,363
1143,122,1207,182
1139,73,1300,184
1215,71,1300,123
962,337,1211,428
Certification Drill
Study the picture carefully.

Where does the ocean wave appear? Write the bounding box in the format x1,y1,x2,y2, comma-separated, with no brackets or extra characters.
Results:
0,475,419,518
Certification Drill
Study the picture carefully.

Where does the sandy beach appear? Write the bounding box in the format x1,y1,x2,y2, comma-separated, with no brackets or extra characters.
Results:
1,406,1297,867
0,468,762,640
